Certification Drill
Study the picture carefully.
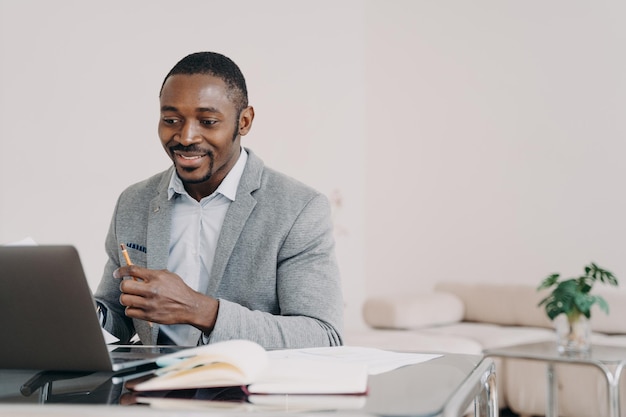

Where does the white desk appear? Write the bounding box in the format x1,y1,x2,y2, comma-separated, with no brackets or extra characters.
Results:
0,354,497,417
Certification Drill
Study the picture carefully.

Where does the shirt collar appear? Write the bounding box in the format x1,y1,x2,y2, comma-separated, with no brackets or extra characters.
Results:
167,147,248,202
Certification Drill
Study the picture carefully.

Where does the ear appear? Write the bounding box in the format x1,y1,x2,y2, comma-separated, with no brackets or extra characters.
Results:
238,106,255,136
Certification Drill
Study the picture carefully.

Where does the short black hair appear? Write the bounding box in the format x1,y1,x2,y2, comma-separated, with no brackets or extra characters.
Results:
160,52,249,113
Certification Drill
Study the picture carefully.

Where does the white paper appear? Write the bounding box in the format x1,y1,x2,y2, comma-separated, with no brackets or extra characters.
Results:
267,345,441,375
4,236,37,246
103,328,120,345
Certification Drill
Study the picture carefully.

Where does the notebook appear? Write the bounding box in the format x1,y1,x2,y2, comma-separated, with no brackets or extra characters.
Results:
0,245,184,372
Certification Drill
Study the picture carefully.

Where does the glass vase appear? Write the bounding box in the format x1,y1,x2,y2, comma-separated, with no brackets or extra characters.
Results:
554,313,591,354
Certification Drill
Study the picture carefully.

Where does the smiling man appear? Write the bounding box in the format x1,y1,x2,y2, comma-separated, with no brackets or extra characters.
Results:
94,52,343,348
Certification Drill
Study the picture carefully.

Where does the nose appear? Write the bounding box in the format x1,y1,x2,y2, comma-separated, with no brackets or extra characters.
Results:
178,121,202,145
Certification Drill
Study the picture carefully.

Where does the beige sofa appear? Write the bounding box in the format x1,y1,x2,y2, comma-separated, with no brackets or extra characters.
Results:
344,282,626,417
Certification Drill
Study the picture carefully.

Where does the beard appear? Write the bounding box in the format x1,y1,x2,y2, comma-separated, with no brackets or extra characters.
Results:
181,155,214,184
169,119,240,185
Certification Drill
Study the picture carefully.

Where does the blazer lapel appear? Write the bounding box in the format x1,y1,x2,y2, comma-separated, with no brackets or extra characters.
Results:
206,149,262,295
147,167,174,271
144,167,175,344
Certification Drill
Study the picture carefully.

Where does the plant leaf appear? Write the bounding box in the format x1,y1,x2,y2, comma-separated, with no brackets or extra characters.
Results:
537,273,560,291
595,296,610,315
539,263,618,320
573,293,594,316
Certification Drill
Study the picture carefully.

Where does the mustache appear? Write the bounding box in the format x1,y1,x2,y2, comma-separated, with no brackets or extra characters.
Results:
169,144,212,155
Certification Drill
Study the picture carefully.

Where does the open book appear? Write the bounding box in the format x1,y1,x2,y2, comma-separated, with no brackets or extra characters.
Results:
131,339,369,395
133,390,367,412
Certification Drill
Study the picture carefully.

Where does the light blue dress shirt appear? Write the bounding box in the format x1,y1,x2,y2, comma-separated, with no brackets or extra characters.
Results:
160,148,248,345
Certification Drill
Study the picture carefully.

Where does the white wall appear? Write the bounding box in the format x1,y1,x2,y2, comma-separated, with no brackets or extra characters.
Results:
0,0,366,329
2,1,625,331
365,1,626,297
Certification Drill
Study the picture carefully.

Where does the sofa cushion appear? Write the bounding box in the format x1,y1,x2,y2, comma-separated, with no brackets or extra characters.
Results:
434,282,626,335
420,322,555,350
363,292,464,330
434,282,554,328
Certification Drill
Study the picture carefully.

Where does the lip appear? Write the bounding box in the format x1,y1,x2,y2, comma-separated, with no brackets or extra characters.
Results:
173,151,208,169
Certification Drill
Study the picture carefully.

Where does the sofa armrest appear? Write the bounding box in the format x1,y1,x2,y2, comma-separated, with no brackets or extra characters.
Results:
363,292,464,329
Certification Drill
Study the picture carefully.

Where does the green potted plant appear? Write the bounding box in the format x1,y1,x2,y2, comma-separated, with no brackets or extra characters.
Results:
537,262,618,353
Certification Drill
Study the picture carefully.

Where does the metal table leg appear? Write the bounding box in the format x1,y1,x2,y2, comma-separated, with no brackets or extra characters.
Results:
444,358,498,417
475,368,498,417
546,362,558,417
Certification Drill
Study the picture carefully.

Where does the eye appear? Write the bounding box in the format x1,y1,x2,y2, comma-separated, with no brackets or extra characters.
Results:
200,119,218,126
161,117,180,125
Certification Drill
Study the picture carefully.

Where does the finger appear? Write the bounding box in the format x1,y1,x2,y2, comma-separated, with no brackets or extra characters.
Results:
123,298,159,323
120,293,141,308
113,265,146,280
119,277,154,297
124,306,151,321
119,292,154,311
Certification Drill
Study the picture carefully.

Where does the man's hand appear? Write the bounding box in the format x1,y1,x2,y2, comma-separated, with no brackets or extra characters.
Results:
113,265,218,333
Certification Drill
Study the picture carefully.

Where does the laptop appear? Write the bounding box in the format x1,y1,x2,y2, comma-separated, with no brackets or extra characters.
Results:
0,245,184,372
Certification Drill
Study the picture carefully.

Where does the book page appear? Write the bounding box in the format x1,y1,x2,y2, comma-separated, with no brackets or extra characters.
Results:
132,341,440,394
247,356,368,395
267,346,441,375
133,340,268,391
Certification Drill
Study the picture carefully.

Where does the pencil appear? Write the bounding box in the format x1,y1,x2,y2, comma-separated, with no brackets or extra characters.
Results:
120,243,153,327
120,243,138,282
120,243,133,266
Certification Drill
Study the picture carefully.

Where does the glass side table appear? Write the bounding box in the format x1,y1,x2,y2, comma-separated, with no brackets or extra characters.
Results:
484,341,626,417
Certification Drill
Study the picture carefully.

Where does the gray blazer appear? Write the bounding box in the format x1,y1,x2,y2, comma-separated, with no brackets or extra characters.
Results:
95,149,343,348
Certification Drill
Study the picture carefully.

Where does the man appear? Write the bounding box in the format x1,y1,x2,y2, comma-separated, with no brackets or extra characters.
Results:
94,52,343,349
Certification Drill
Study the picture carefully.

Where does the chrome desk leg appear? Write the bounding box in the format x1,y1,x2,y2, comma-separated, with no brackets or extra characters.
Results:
487,370,498,417
475,369,498,417
546,363,558,417
444,359,498,417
